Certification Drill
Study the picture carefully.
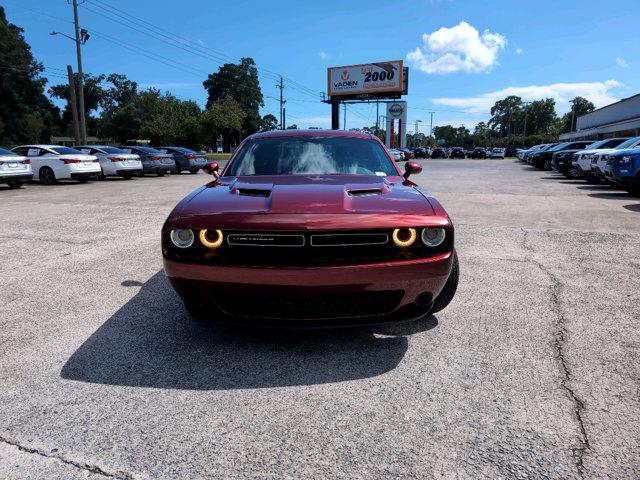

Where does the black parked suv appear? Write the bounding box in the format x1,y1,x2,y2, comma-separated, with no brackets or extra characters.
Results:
431,147,447,159
550,141,594,176
449,147,466,159
412,147,428,159
530,141,591,172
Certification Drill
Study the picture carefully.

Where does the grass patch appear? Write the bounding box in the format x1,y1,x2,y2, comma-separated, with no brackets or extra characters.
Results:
205,153,231,161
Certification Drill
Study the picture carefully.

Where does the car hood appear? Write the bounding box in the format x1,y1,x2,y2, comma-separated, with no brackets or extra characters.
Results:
178,174,435,216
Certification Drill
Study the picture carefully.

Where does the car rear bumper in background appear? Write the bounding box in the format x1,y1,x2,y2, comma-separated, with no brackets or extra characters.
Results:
70,172,100,180
116,169,143,176
164,251,454,326
0,173,33,183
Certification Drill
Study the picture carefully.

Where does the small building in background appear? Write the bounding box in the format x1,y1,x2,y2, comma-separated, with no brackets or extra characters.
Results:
561,93,640,140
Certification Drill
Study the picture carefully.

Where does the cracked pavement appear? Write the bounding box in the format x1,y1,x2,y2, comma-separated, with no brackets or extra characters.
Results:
1,159,639,478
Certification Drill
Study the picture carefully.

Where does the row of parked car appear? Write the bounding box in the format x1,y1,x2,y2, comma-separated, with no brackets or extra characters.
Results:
518,137,640,196
0,144,210,188
389,146,510,161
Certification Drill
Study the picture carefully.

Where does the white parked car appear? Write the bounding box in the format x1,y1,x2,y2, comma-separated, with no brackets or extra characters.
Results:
591,136,640,180
389,149,405,161
489,147,506,159
11,145,101,185
75,145,142,180
571,138,629,178
0,147,33,189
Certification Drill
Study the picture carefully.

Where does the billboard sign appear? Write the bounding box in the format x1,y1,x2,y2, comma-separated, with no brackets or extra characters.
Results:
327,60,404,97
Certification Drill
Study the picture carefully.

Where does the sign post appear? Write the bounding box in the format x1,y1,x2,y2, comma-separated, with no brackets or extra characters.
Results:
385,102,407,148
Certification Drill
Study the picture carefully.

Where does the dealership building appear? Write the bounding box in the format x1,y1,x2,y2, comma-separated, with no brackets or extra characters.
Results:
560,93,640,140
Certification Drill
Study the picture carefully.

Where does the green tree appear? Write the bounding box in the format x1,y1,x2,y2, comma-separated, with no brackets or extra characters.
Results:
202,96,246,150
560,96,596,132
0,7,59,145
259,113,278,131
524,98,557,135
488,96,523,137
203,58,263,136
140,95,202,147
285,123,299,130
49,73,106,136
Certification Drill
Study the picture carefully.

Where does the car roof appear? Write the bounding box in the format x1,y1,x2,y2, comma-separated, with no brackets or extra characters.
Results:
13,144,59,149
246,129,377,141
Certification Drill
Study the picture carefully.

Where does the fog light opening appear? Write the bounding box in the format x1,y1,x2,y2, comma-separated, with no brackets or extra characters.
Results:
392,228,417,247
421,227,446,247
169,229,194,249
199,229,223,249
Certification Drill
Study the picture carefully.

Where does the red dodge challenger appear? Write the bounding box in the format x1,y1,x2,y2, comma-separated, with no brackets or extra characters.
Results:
162,130,458,327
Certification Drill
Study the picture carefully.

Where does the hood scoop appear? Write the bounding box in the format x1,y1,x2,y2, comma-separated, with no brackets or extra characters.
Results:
347,188,384,197
230,181,273,197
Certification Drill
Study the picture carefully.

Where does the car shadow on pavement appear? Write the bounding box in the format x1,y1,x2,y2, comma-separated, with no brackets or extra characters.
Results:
61,271,436,390
588,191,631,199
623,203,640,212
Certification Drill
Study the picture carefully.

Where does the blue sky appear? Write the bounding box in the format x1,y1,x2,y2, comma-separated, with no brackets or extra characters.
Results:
3,0,639,133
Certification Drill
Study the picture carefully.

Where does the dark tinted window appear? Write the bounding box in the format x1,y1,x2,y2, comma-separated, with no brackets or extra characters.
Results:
99,146,128,154
131,146,163,154
227,136,398,176
615,137,640,149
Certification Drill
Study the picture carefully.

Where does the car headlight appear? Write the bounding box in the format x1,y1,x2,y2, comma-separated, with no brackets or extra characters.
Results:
620,156,632,165
169,229,194,248
421,227,446,247
199,228,224,249
391,228,416,247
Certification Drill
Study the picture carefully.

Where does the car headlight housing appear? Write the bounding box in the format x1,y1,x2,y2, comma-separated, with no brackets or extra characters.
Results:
199,228,224,249
421,227,446,247
169,229,195,249
620,156,633,165
391,228,416,247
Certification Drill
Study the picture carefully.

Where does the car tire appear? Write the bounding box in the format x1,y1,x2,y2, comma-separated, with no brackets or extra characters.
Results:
430,249,459,314
544,159,552,170
175,166,182,174
189,168,199,174
157,171,166,177
7,180,23,189
39,167,57,185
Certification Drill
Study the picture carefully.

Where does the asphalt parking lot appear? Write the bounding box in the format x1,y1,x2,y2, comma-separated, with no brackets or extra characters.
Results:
1,159,639,479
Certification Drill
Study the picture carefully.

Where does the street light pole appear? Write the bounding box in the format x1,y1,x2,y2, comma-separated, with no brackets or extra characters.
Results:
72,0,87,145
414,119,422,147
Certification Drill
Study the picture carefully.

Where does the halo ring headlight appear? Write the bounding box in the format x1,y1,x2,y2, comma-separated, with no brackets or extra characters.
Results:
199,229,224,249
421,227,446,247
169,229,194,249
392,228,417,248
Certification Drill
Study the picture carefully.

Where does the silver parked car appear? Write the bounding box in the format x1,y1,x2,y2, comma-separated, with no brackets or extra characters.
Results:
158,146,209,174
0,147,33,189
75,145,143,180
118,146,175,176
389,149,405,161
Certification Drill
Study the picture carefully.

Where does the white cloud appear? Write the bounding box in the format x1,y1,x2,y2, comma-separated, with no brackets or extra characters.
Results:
516,48,523,55
615,57,628,68
432,80,623,114
407,21,506,74
319,51,328,60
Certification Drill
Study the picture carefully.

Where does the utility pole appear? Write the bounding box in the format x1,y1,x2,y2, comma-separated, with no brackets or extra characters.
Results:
66,65,81,146
282,107,286,130
570,104,576,132
522,102,530,148
375,101,379,132
414,119,422,147
343,103,347,130
429,111,435,137
277,76,285,130
72,0,87,145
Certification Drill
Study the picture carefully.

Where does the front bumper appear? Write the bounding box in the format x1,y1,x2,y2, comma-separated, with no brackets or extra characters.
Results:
164,251,453,326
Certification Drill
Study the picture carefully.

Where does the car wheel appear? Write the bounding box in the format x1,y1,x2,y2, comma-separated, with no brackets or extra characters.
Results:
39,167,57,185
189,168,199,174
430,249,459,314
7,180,23,189
544,159,551,170
628,177,640,197
175,166,182,174
157,171,166,177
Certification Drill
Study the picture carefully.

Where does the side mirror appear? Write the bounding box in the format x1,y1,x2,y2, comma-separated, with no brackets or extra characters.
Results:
403,161,422,180
203,162,220,179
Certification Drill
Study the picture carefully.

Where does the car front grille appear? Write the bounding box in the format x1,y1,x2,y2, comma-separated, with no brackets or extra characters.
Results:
164,229,452,267
215,290,405,320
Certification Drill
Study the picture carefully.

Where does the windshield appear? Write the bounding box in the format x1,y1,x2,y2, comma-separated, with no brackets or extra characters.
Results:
226,136,398,177
615,137,640,149
132,146,163,154
548,143,569,152
0,147,15,155
99,146,128,154
50,147,83,155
